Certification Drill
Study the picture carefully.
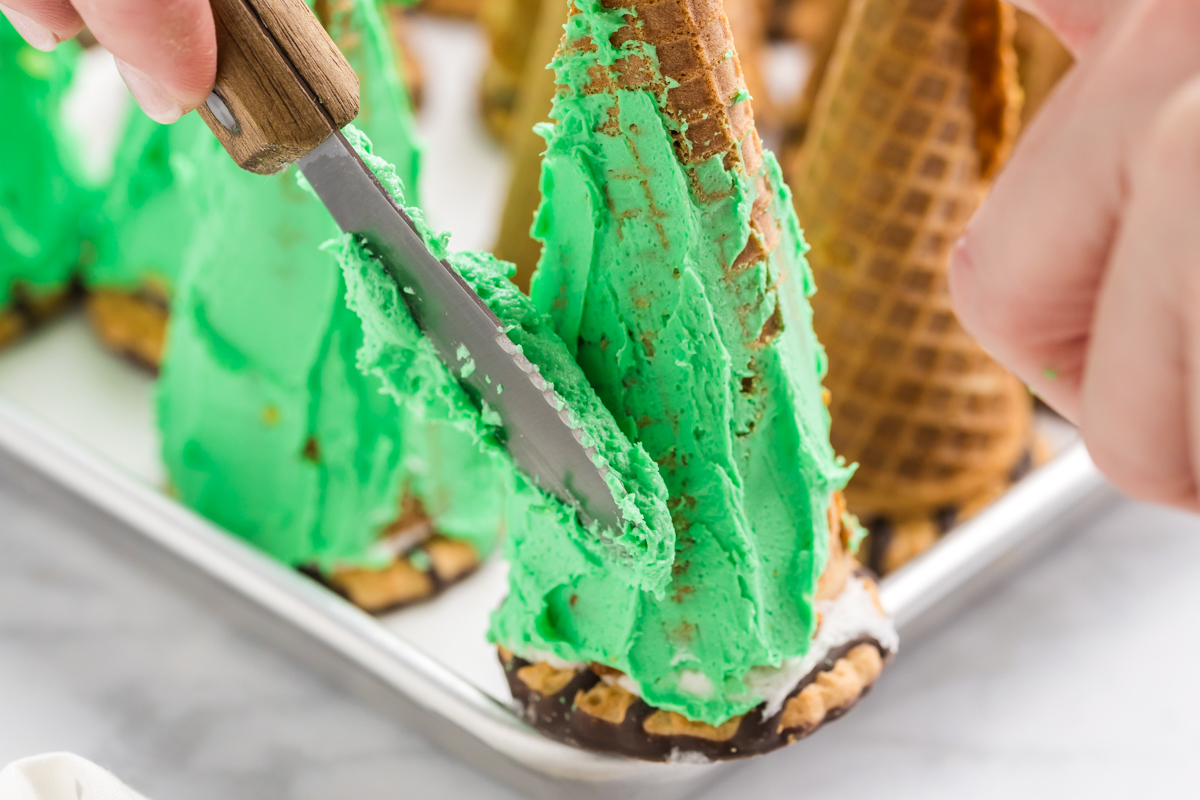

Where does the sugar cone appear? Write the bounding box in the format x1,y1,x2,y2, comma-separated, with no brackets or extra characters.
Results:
382,3,425,108
786,0,1031,557
1014,9,1073,127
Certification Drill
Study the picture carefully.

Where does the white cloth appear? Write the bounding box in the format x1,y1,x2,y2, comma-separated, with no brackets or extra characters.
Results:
0,754,149,800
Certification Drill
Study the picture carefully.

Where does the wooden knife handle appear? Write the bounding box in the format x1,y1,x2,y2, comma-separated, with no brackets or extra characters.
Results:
197,0,360,175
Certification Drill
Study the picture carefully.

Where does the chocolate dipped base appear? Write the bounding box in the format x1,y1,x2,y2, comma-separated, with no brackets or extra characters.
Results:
501,629,891,762
0,282,77,349
861,447,1039,575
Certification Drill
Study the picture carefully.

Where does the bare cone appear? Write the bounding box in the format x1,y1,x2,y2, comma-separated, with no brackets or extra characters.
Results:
787,0,1031,571
417,0,480,19
492,0,568,290
382,3,425,108
779,0,851,153
479,0,545,139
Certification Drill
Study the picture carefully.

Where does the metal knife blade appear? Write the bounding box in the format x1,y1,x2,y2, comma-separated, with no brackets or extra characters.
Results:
296,130,623,533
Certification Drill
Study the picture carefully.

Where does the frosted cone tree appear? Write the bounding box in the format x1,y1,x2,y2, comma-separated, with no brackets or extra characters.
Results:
506,0,861,726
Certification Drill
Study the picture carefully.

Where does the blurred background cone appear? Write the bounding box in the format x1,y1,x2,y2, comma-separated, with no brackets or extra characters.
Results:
479,0,545,140
491,0,567,290
786,0,1032,575
776,0,852,151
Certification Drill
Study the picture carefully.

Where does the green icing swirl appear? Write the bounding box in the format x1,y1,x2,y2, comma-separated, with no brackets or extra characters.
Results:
488,0,854,724
0,20,87,307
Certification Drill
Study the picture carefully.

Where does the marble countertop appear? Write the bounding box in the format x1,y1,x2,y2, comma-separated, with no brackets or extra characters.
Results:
4,459,1200,799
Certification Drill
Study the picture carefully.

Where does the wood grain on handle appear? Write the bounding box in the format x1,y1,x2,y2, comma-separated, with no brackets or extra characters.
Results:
198,0,359,175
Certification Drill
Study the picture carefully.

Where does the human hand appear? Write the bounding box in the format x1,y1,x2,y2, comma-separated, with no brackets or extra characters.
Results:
950,0,1200,511
0,0,215,123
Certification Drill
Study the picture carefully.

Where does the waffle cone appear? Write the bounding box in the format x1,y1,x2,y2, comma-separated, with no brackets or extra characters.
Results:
786,0,1030,521
724,0,775,128
556,0,786,275
417,0,480,19
383,3,424,108
501,0,784,288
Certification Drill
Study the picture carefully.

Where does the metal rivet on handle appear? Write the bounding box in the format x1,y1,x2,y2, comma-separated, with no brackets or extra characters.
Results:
205,91,240,133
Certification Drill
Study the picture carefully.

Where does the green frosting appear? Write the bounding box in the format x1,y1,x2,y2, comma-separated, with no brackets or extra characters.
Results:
87,111,208,295
158,1,462,570
488,0,854,724
0,20,86,307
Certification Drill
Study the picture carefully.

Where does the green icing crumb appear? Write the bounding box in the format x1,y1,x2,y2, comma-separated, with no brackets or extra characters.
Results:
408,549,431,572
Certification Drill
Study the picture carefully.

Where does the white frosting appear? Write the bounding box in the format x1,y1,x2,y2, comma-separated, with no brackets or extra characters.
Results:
667,748,712,765
366,520,433,561
677,669,714,699
517,647,584,671
743,576,899,718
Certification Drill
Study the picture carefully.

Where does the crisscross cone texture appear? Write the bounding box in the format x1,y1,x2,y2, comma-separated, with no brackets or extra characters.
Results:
562,0,791,275
787,0,1030,520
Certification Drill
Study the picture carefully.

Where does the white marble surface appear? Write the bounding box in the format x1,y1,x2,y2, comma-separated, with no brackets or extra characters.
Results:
4,470,1200,799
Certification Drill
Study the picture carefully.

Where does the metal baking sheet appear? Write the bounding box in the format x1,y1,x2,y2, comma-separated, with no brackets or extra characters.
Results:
0,313,1119,800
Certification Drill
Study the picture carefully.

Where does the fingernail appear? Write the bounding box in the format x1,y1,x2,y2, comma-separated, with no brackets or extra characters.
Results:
0,4,60,51
115,57,184,124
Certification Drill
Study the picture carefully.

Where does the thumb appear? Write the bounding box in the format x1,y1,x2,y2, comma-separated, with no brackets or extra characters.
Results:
74,0,216,123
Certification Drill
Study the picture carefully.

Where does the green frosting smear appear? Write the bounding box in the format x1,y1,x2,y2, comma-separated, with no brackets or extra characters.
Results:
0,20,87,307
90,0,417,298
489,0,854,724
334,126,675,592
158,2,476,571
